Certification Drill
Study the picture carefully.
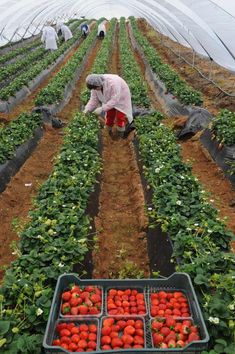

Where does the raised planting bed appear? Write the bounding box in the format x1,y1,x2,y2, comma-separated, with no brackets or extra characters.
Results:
0,39,42,66
135,112,235,352
0,112,43,192
128,18,203,117
200,109,235,188
119,17,150,109
43,273,209,353
0,112,101,354
200,129,235,189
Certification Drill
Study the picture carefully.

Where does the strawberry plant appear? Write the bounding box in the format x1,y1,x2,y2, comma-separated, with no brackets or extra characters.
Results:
0,112,42,164
119,17,151,108
211,109,235,146
130,17,203,106
0,47,46,83
0,40,42,66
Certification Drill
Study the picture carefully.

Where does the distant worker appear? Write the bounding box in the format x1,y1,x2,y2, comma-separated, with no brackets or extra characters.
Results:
81,23,89,38
56,21,63,35
41,23,58,51
83,74,134,138
97,22,106,39
60,24,73,41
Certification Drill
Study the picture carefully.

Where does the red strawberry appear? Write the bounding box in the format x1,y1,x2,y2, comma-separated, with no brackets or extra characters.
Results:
188,333,200,343
176,340,185,347
78,305,88,315
152,320,163,330
101,336,111,345
70,307,79,316
153,333,164,345
62,291,71,301
111,337,123,348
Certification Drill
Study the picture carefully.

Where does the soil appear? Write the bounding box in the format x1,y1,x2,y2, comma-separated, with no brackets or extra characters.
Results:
92,130,149,278
136,19,235,252
0,37,102,281
92,23,150,278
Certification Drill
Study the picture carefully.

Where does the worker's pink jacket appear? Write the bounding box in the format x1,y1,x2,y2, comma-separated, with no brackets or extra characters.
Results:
85,74,133,122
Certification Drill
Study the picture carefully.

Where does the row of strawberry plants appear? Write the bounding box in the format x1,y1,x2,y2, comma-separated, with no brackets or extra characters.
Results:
0,112,42,164
119,17,151,108
0,47,47,83
0,21,84,101
130,17,203,107
0,39,42,66
35,24,98,106
210,109,235,146
80,18,117,105
0,112,101,354
135,113,235,353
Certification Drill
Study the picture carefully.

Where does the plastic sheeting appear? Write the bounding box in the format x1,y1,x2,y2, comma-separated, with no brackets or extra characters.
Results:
1,0,235,71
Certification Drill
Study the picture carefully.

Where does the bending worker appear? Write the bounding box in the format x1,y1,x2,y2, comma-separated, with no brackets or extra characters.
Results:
81,23,89,37
41,22,58,51
97,22,106,39
60,23,73,41
83,74,133,138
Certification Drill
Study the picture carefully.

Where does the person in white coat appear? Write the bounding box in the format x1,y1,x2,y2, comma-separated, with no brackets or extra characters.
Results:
41,25,58,51
83,74,134,138
56,21,63,34
97,22,106,39
60,24,73,41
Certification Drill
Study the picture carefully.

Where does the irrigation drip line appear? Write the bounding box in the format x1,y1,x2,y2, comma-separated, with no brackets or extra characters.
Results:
163,42,235,97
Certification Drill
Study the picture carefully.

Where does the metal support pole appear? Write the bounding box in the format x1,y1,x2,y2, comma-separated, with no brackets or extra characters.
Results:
192,49,195,67
208,58,213,80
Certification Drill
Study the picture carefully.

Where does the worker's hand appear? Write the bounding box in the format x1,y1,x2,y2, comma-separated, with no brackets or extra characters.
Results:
83,108,89,115
93,107,103,116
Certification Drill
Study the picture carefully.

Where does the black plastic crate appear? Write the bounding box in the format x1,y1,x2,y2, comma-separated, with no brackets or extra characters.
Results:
43,273,209,353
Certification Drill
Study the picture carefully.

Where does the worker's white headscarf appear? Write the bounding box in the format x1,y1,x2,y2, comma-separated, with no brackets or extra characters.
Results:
86,74,104,87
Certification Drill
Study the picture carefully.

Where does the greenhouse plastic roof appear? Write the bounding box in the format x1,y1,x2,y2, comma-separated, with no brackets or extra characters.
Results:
1,0,235,71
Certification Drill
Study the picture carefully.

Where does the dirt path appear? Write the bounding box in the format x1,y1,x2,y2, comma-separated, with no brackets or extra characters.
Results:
128,21,235,251
92,24,150,278
180,139,235,251
0,38,102,280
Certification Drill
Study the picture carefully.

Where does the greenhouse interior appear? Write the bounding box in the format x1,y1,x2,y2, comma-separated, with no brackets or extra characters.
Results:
0,0,234,353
